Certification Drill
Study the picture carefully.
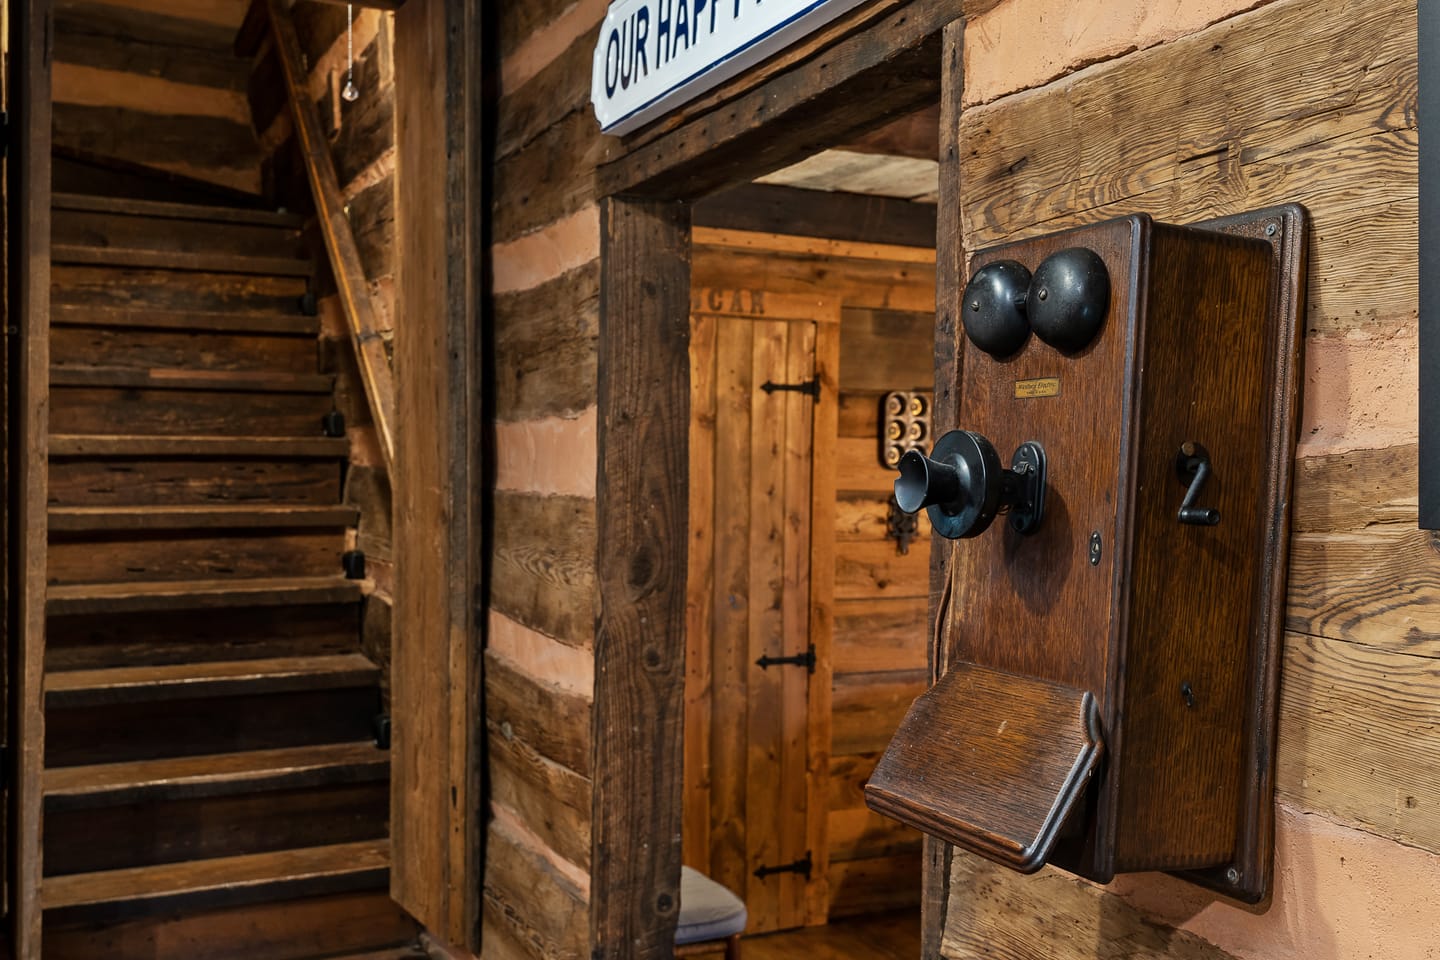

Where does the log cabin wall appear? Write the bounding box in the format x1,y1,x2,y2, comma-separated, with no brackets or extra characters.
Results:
936,0,1436,956
690,232,937,920
52,0,262,194
245,2,397,691
486,2,602,957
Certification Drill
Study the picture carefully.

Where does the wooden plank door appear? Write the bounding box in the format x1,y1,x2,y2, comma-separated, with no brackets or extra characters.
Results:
6,0,49,954
685,289,838,933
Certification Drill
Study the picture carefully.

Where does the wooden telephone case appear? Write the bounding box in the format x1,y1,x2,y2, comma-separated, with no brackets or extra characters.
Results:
865,207,1308,902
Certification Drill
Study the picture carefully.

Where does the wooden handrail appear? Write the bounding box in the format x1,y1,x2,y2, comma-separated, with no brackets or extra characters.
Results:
266,0,397,478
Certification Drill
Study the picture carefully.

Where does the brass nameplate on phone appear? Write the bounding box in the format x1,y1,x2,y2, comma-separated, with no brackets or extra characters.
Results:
1015,377,1061,399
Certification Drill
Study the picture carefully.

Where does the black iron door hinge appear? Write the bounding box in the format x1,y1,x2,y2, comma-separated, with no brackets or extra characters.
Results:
754,851,813,881
755,643,816,674
760,376,820,400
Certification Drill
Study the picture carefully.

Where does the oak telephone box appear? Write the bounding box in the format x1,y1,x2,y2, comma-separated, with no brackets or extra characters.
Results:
865,207,1309,902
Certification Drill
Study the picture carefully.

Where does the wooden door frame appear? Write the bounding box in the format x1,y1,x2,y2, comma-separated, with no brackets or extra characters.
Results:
591,3,956,956
391,0,486,953
6,0,49,954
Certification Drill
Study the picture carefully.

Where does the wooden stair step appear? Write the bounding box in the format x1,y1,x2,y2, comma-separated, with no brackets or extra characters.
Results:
49,434,349,458
51,303,318,334
48,576,364,616
44,742,387,809
41,839,390,911
53,192,304,228
319,949,427,960
48,504,358,532
45,654,380,708
51,366,334,394
51,244,313,277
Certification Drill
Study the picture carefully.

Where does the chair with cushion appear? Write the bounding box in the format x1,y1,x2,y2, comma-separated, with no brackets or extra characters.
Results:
674,866,746,959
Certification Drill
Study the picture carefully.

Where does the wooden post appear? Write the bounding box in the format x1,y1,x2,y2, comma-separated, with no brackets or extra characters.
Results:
7,0,51,956
593,197,691,958
391,0,483,950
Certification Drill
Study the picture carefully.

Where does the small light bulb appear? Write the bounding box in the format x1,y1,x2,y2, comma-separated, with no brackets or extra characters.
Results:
342,75,360,102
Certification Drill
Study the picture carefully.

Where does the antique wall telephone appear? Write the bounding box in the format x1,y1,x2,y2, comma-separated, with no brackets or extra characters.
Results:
865,208,1308,901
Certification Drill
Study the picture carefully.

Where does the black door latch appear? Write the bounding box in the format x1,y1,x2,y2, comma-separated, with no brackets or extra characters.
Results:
760,376,820,399
755,644,816,674
754,851,812,880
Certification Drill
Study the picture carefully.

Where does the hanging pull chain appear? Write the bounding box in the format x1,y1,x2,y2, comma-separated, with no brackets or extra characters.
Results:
341,4,359,102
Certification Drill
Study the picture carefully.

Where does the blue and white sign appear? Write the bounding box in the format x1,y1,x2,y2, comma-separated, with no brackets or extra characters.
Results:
591,0,871,136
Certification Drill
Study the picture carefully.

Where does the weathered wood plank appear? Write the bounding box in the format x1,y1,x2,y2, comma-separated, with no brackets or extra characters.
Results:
959,0,1416,337
484,820,588,960
391,0,483,947
13,0,52,949
694,184,938,250
925,21,964,958
834,597,929,675
489,725,591,872
835,538,932,601
592,197,689,958
836,436,905,494
52,103,261,192
839,308,936,392
692,248,937,313
940,853,1239,959
484,651,592,779
827,852,922,918
807,320,841,924
828,806,923,863
834,491,932,542
683,312,717,874
1293,444,1416,535
493,262,599,422
490,492,597,650
1277,632,1440,854
708,315,753,907
493,102,604,245
831,670,926,755
495,31,591,163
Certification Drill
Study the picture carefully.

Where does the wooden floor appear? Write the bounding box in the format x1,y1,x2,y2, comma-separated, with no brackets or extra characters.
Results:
692,911,920,959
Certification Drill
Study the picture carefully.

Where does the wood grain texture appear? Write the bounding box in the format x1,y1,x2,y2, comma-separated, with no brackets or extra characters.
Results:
493,263,599,422
13,0,53,950
391,0,483,947
693,185,937,250
939,853,1239,960
1277,631,1440,854
490,492,597,649
484,650,592,779
923,19,962,960
866,662,1102,872
831,671,926,756
592,197,689,959
958,0,1415,339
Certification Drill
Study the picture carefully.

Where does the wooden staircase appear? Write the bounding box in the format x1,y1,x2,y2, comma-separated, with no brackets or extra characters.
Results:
39,193,416,956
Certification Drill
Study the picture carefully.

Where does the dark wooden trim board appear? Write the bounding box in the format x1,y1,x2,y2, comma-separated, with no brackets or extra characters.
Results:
693,184,937,249
592,197,692,959
9,0,53,956
923,19,964,958
598,0,956,200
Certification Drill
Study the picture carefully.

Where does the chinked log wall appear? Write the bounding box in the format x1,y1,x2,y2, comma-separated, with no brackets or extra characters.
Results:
246,2,397,684
935,0,1437,957
52,0,261,193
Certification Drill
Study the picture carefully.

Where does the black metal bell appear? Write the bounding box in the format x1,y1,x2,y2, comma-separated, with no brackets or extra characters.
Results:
962,259,1032,357
894,430,1048,539
1027,247,1110,353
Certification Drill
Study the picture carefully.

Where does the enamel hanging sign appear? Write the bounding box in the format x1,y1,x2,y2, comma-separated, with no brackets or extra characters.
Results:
591,0,870,136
